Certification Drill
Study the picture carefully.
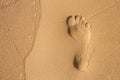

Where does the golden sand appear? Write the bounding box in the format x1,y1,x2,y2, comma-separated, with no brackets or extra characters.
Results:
1,0,120,80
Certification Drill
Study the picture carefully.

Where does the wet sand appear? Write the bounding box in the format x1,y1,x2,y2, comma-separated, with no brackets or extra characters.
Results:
0,0,40,80
1,0,120,80
26,0,120,80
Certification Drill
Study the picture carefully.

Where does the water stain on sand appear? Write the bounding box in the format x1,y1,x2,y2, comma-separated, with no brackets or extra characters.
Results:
0,0,41,80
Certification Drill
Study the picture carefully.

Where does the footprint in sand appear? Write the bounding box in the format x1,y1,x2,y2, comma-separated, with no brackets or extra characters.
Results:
66,15,91,71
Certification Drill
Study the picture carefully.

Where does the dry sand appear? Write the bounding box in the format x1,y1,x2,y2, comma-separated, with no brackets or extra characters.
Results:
1,0,120,80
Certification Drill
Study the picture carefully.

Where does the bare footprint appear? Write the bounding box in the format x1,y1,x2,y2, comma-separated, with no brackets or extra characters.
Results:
67,15,91,71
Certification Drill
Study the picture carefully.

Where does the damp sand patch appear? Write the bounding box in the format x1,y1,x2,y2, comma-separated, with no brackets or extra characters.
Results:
0,0,41,80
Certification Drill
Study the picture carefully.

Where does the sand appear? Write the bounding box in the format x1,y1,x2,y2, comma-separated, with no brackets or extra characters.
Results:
1,0,120,80
0,0,40,79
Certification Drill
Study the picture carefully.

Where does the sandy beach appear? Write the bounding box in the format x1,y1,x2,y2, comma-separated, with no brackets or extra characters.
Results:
1,0,120,80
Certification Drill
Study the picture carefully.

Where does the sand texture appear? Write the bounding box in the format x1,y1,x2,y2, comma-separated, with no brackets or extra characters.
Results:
0,0,41,80
1,0,120,80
